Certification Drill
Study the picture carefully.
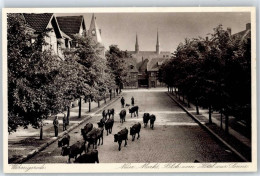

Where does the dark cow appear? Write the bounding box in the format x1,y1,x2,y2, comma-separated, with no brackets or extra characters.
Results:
58,134,70,147
102,110,108,120
114,128,128,151
86,127,103,149
119,109,126,123
74,149,99,163
125,104,130,107
105,118,114,136
130,123,141,141
150,114,156,129
81,123,93,141
143,113,150,128
61,140,86,163
129,106,139,118
97,119,105,128
107,108,115,119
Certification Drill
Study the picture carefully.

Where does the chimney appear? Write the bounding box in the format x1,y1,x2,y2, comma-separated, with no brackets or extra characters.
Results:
246,23,251,30
227,27,231,35
206,36,208,41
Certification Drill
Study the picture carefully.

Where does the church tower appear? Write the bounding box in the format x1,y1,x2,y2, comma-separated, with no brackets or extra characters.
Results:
135,33,139,53
88,13,105,57
88,13,103,44
156,29,160,54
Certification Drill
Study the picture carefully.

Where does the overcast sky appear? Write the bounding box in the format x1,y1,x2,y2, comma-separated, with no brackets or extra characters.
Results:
58,12,250,53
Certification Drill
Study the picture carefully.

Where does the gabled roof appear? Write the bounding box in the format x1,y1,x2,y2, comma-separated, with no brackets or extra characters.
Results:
129,50,171,63
23,13,54,33
124,58,138,73
147,58,171,72
56,16,85,39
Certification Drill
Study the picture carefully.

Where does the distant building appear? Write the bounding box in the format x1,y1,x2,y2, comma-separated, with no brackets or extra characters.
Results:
123,58,138,89
128,30,172,88
23,13,72,59
231,23,251,41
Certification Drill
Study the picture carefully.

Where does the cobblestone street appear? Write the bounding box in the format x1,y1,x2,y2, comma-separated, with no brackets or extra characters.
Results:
24,89,241,163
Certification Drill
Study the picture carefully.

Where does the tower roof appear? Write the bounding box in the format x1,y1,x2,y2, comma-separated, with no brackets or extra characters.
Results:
89,13,102,44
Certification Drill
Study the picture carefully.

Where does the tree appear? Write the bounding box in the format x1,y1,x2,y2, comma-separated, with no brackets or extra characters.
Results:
8,13,68,133
106,45,129,91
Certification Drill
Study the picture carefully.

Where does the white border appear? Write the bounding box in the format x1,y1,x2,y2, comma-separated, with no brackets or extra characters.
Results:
2,7,257,173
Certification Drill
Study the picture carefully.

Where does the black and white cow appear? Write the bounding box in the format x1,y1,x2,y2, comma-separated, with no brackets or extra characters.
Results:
119,109,126,123
130,123,141,141
114,128,128,151
129,106,139,118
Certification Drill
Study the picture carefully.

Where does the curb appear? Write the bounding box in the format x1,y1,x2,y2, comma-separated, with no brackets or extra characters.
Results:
165,92,249,162
11,95,122,164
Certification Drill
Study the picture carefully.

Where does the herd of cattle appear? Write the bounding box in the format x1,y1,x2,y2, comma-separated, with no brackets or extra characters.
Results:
57,104,156,163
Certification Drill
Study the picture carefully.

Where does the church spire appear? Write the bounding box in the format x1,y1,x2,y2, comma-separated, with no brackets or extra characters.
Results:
156,29,160,54
135,33,139,53
89,13,102,44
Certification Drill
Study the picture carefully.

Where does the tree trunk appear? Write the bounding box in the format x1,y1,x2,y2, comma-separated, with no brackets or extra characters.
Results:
195,98,199,115
78,97,82,118
40,126,43,140
208,105,212,124
114,89,116,98
182,94,185,103
67,106,70,125
89,98,91,112
225,114,229,134
98,100,100,108
220,111,223,129
110,92,112,100
187,99,190,108
168,86,169,92
104,96,106,104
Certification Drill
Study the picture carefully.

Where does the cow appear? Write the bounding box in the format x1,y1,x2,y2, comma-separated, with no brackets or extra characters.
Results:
105,118,114,136
143,113,150,128
102,110,108,120
119,109,126,123
129,106,139,118
130,123,141,141
114,128,128,151
125,104,130,107
74,149,99,163
107,108,115,119
150,114,156,129
97,119,105,128
58,134,70,147
81,123,93,141
61,140,86,163
86,127,104,150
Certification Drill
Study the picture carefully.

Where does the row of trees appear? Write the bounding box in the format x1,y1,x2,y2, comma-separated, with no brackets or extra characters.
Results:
159,25,251,135
8,13,128,133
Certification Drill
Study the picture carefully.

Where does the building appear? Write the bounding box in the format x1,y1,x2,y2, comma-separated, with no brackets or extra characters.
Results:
231,23,251,41
22,13,72,58
56,15,86,47
123,58,138,89
128,30,172,88
87,14,106,58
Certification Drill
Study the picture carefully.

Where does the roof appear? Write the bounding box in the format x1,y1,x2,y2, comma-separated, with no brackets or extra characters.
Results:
232,29,251,41
60,30,72,40
56,16,85,38
147,58,171,72
23,13,54,33
129,50,172,63
124,58,138,73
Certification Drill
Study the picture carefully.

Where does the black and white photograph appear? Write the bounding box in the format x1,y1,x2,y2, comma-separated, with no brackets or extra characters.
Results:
2,7,256,173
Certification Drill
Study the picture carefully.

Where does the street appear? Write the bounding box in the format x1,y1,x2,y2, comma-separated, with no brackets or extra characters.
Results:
24,89,241,163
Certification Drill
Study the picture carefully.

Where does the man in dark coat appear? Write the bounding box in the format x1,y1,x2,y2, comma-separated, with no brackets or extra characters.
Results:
121,97,125,108
131,96,135,106
62,113,67,131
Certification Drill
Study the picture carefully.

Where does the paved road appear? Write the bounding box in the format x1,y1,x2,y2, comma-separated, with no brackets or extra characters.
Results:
25,90,241,163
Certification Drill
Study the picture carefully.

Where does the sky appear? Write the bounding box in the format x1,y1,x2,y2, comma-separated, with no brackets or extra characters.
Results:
58,12,250,53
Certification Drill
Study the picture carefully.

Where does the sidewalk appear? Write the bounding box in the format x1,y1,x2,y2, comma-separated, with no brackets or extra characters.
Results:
166,92,251,162
8,93,121,164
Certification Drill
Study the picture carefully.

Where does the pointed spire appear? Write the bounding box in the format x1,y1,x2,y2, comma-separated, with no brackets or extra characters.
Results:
89,13,102,44
135,33,139,53
156,28,160,54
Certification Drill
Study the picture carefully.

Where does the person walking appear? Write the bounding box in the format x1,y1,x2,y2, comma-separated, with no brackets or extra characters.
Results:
53,116,59,137
131,96,135,106
62,113,67,131
121,97,125,108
